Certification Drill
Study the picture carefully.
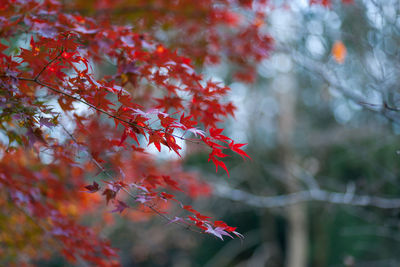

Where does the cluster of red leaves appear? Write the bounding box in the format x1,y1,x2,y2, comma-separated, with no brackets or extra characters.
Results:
0,149,119,266
0,0,347,265
68,0,274,83
0,0,264,265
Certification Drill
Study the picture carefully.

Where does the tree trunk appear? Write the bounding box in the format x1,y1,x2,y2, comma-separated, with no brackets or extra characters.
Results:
275,73,308,267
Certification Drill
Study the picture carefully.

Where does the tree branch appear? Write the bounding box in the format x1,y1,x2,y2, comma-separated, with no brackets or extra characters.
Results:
278,45,400,125
16,76,204,145
214,183,400,209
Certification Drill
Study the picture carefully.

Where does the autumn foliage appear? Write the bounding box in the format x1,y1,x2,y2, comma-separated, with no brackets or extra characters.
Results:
332,40,347,64
0,0,350,266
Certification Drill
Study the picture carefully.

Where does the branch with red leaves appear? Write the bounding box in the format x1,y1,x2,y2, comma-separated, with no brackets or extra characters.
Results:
0,0,349,265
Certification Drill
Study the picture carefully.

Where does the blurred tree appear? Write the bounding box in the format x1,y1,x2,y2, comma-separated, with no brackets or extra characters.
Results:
204,0,400,266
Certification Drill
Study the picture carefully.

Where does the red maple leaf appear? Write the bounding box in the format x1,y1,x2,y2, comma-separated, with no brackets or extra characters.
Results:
229,141,251,160
148,131,164,152
84,181,100,193
111,200,129,213
102,188,117,204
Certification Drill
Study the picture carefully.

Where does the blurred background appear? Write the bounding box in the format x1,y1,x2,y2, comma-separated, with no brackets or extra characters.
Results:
34,0,400,266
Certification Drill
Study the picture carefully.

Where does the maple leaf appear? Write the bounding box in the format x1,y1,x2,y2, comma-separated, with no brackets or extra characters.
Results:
232,231,244,239
84,181,100,193
118,129,128,146
102,188,117,204
158,114,176,128
134,193,154,204
111,200,129,213
162,176,183,191
332,40,347,64
209,128,231,142
148,131,165,152
209,148,230,159
160,192,177,202
183,205,198,213
179,113,197,129
130,183,149,193
160,192,174,199
211,157,230,177
127,129,140,145
204,224,233,241
164,134,181,156
195,213,212,220
166,216,185,225
188,216,208,231
187,127,206,137
229,141,251,160
214,220,228,228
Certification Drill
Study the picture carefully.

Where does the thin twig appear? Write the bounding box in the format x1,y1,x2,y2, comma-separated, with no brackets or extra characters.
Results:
280,46,400,125
33,48,64,81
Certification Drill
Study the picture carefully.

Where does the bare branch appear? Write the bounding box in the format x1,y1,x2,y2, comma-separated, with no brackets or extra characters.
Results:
215,183,400,209
278,45,400,125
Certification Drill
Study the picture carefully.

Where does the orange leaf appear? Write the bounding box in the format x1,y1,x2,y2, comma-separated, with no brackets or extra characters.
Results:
332,41,347,64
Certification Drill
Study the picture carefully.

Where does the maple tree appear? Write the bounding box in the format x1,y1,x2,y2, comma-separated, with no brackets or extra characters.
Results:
0,0,352,266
